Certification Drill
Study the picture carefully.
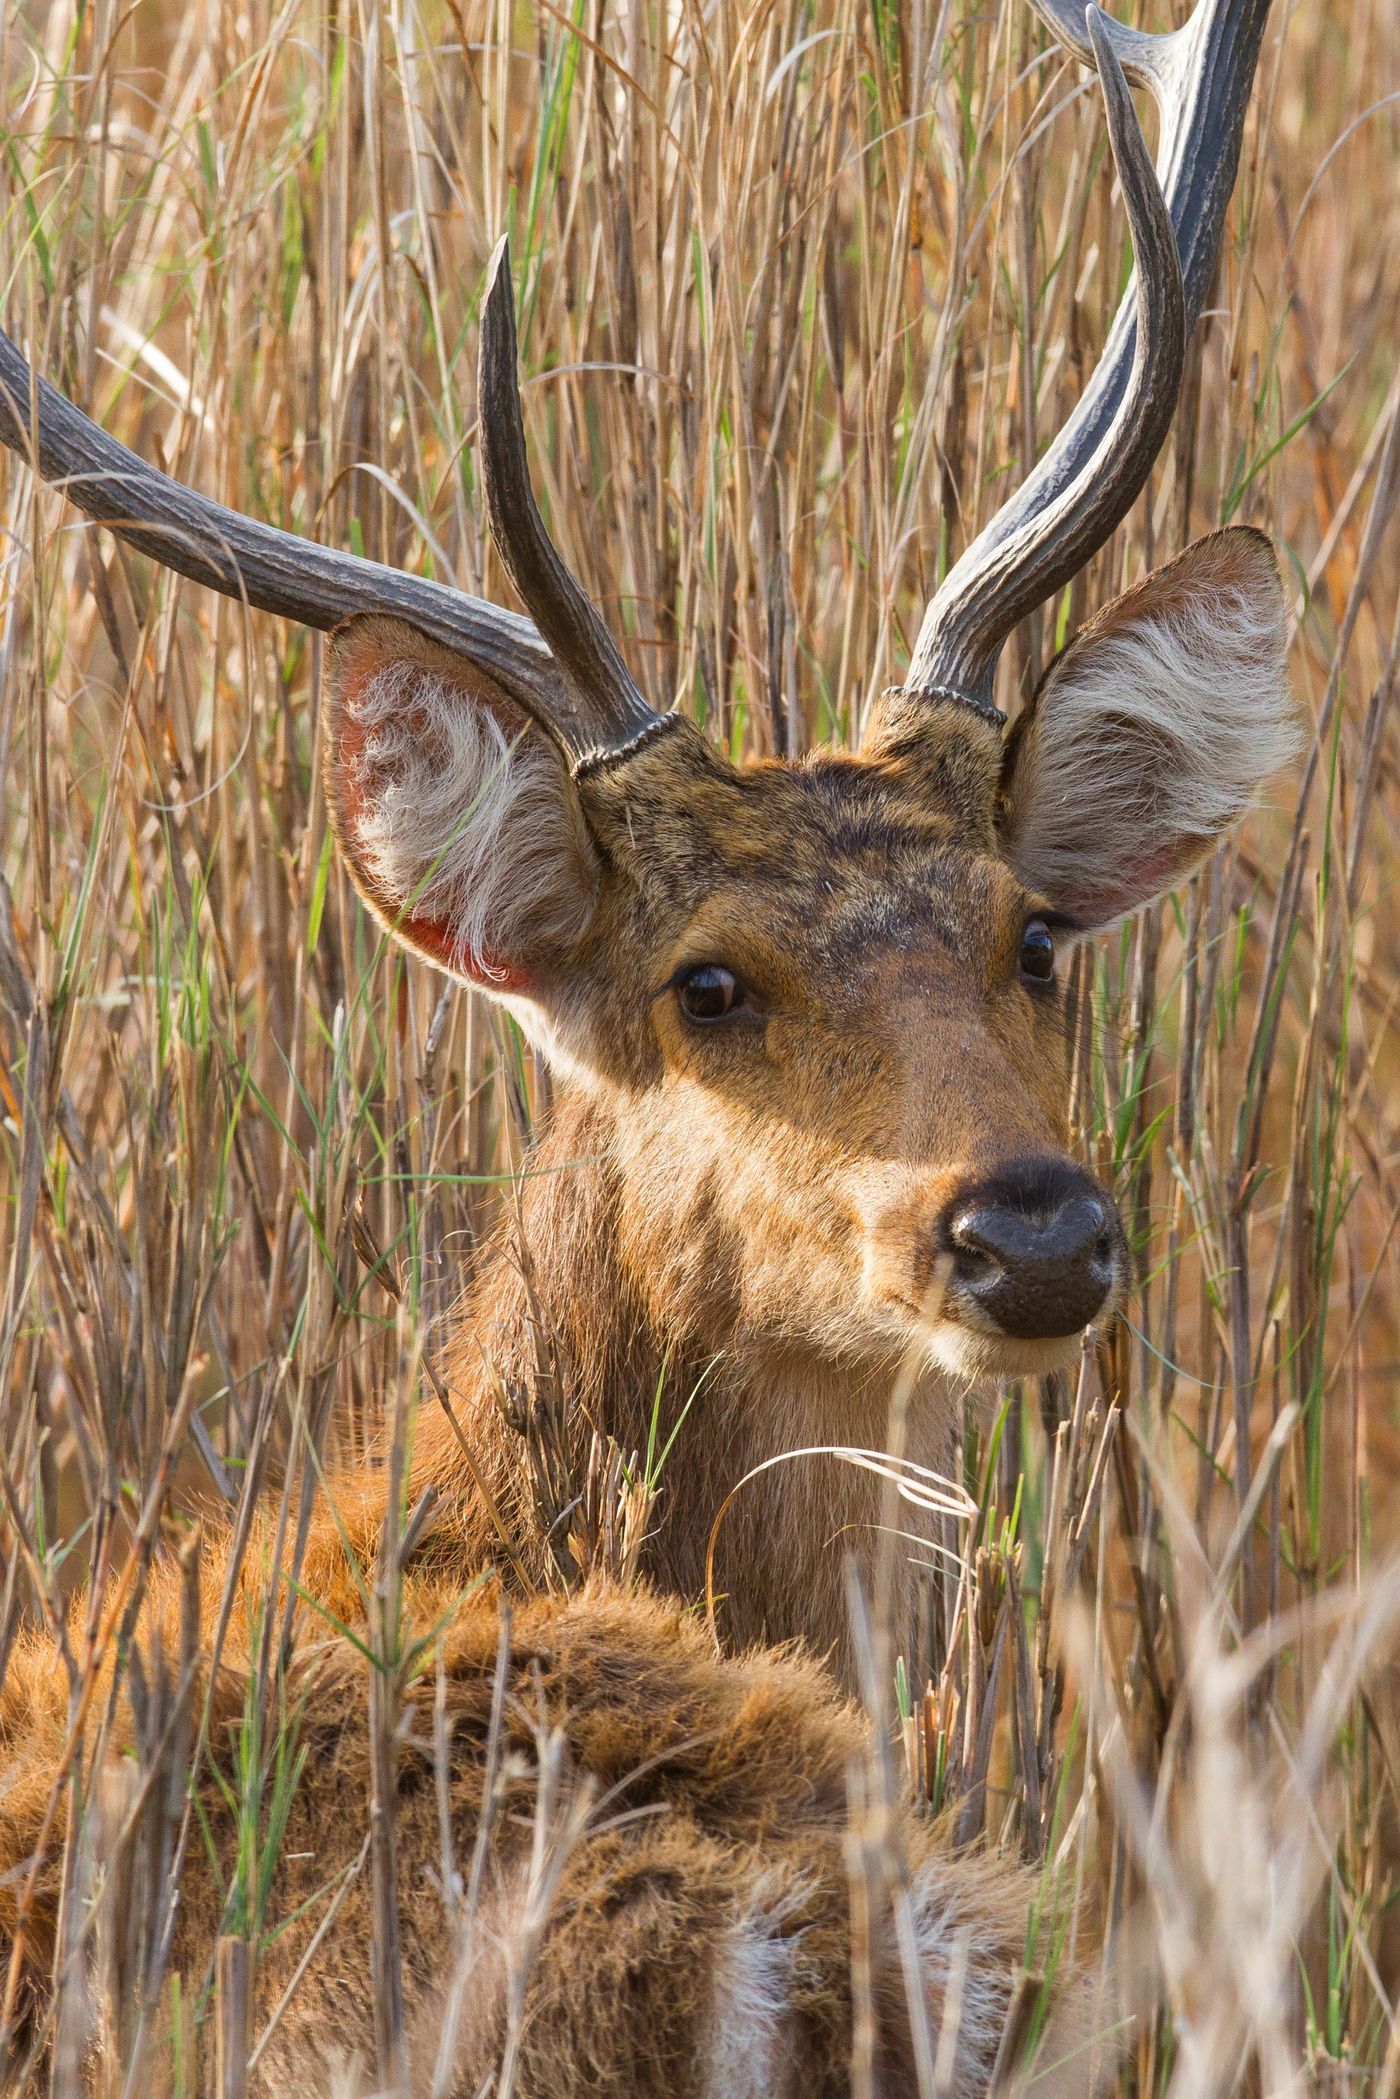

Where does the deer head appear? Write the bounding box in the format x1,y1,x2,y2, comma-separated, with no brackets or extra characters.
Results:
0,0,1293,1401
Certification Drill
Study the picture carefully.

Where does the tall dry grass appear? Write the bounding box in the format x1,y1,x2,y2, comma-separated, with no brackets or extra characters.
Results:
0,0,1398,2091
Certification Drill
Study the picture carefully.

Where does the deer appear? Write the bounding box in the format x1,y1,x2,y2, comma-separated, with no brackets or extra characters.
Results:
0,0,1293,2091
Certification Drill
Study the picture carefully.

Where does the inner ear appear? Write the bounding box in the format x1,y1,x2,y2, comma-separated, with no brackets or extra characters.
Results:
325,614,599,992
998,528,1298,931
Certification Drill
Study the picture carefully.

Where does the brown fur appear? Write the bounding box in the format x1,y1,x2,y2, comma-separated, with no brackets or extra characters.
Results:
0,529,1295,2093
1,1545,1093,2094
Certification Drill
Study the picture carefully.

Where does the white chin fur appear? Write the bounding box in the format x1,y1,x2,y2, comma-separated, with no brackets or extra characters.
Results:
922,1320,1089,1383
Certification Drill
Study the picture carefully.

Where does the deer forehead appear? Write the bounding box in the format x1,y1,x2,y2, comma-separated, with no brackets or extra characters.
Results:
657,842,1028,990
584,727,1031,980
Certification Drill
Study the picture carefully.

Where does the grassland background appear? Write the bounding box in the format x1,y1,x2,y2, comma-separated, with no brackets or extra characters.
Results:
1,0,1398,2090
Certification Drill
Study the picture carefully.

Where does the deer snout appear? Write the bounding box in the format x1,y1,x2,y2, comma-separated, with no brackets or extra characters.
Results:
942,1159,1125,1341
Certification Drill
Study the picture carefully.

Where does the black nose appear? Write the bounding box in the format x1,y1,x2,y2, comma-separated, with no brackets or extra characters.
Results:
941,1159,1124,1340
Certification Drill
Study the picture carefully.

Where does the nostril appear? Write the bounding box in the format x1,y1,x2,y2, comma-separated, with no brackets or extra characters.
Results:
948,1209,1005,1272
1094,1226,1115,1265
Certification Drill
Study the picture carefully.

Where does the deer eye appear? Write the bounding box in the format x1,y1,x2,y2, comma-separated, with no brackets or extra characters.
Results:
675,963,746,1023
1018,918,1056,983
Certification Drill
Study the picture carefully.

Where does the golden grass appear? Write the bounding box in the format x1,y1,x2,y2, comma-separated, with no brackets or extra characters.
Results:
1,0,1398,2091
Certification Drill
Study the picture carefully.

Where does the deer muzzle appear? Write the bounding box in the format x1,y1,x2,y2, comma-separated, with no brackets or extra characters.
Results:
942,1158,1126,1341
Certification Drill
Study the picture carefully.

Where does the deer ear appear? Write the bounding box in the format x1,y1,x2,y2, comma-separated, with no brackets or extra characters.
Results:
325,614,599,994
999,529,1300,930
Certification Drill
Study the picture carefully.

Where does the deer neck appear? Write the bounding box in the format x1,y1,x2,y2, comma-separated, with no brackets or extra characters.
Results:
420,1088,961,1683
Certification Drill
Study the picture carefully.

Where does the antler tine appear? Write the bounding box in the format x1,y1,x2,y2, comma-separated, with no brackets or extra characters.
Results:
1029,0,1271,319
0,331,585,732
902,0,1273,723
0,278,665,768
477,238,672,775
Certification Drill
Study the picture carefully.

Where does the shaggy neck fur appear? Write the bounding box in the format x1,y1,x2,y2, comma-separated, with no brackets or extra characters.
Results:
387,1088,956,1683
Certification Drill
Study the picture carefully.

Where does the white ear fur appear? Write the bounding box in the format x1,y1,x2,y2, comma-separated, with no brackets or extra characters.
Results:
1000,529,1302,929
327,617,598,987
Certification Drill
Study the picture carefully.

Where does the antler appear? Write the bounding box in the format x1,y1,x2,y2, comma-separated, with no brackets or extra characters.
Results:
0,254,670,772
477,238,670,772
901,0,1273,724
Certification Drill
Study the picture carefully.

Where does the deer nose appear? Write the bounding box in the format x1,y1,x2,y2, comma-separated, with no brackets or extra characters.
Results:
942,1160,1124,1340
